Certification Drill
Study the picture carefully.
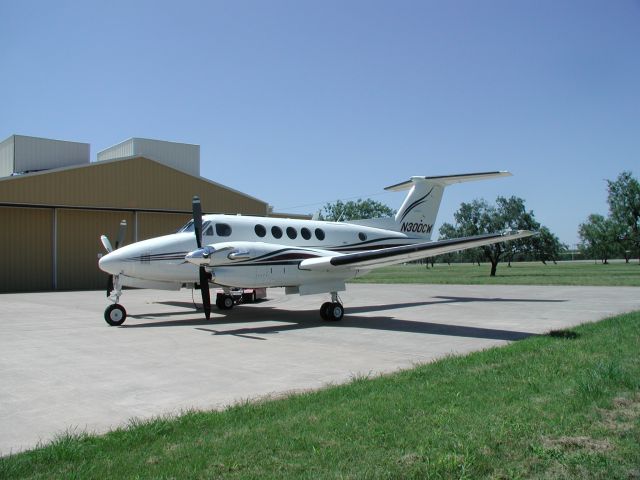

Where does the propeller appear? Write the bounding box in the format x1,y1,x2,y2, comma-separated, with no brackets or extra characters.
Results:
115,220,127,249
101,220,127,297
192,196,211,319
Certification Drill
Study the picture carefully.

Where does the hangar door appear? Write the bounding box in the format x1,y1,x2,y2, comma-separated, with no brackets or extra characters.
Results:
0,207,53,292
56,209,135,290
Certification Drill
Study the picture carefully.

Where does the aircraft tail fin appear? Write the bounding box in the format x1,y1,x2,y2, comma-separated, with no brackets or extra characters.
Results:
385,171,512,239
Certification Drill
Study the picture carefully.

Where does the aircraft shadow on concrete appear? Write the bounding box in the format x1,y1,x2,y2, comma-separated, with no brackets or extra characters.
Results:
123,295,567,341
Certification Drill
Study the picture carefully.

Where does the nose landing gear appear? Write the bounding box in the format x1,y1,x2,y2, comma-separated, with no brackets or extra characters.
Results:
105,303,127,326
104,275,127,326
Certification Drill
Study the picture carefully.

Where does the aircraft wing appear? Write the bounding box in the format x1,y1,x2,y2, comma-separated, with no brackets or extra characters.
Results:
299,230,534,271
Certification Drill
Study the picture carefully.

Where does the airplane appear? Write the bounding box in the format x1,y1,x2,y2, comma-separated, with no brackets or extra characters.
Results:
98,171,534,326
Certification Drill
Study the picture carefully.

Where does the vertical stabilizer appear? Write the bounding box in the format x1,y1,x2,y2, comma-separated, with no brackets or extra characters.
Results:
385,171,512,239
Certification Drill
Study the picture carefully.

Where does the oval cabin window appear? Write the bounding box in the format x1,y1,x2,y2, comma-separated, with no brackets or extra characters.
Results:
255,224,266,237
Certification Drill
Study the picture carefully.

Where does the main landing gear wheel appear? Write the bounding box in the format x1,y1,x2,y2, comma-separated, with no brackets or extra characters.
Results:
216,294,235,310
104,304,127,326
320,302,344,321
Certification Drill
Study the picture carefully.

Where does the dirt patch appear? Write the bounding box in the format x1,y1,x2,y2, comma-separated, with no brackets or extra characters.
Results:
598,393,640,433
542,436,612,453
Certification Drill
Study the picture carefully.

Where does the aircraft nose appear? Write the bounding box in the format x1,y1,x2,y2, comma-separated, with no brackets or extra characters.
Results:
99,250,124,275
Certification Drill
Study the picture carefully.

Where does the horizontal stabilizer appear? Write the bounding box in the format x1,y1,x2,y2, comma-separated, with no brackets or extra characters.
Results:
385,171,512,192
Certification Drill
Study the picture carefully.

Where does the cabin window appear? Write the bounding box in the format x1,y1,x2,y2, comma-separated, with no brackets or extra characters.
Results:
301,227,311,240
315,228,325,241
204,224,214,236
271,226,283,239
358,232,367,241
216,223,232,237
255,224,266,237
286,227,297,239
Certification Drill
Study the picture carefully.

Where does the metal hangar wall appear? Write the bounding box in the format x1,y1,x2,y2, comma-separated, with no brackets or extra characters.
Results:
0,135,269,292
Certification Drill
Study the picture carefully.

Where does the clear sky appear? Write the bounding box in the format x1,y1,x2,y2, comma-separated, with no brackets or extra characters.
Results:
2,0,639,245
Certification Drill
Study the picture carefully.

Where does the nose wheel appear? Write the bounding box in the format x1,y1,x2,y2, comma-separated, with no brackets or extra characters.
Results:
104,304,127,326
104,274,127,326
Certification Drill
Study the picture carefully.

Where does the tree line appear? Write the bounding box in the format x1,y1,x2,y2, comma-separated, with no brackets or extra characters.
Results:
578,171,640,264
319,170,638,276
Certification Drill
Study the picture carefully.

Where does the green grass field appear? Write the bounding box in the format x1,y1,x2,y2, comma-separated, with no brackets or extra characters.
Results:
2,311,639,479
350,261,640,287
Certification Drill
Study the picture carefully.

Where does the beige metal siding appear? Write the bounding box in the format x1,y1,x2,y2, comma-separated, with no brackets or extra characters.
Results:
0,157,268,215
0,157,270,292
0,207,53,292
137,211,191,240
56,209,135,290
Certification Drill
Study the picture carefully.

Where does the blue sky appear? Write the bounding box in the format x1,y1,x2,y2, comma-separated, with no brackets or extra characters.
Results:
2,0,639,245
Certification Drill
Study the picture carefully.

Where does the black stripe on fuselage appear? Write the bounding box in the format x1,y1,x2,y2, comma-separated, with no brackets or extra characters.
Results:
121,237,421,264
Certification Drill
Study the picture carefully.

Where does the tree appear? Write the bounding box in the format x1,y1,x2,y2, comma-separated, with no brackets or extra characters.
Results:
529,226,567,264
607,171,640,263
439,196,538,276
578,214,620,264
319,198,395,221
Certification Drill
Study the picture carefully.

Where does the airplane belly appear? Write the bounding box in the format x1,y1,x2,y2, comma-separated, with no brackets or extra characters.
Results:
126,260,199,283
213,264,304,289
213,265,258,288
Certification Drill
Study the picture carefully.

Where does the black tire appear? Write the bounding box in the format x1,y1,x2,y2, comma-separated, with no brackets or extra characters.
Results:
104,304,127,326
320,302,332,321
328,302,344,321
216,295,235,310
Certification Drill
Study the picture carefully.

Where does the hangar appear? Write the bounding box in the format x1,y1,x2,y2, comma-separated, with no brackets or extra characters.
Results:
0,135,269,292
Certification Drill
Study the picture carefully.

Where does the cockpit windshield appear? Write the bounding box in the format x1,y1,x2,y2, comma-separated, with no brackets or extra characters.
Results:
177,220,213,235
178,220,195,233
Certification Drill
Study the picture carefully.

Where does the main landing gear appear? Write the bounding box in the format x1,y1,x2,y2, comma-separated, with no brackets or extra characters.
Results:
216,291,235,310
320,292,344,321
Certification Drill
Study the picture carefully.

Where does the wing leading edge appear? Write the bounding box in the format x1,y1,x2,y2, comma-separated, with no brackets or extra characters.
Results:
298,230,535,271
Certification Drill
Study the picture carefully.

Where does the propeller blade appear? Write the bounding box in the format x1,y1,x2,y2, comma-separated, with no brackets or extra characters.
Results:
192,196,209,318
100,235,114,253
199,266,211,319
115,220,127,249
107,274,114,297
192,196,203,249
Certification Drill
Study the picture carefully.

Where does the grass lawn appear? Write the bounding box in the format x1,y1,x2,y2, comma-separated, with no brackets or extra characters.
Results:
350,261,640,287
2,311,639,479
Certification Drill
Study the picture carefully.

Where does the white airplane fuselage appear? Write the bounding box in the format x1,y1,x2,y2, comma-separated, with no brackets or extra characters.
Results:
99,214,422,290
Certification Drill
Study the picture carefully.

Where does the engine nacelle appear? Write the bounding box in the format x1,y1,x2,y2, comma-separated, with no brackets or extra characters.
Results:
185,241,332,288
